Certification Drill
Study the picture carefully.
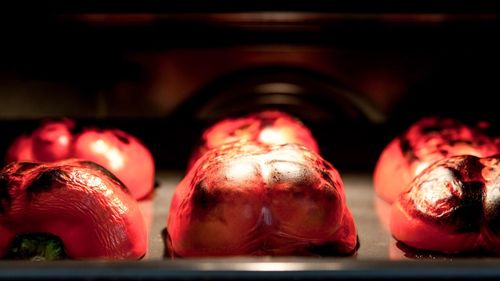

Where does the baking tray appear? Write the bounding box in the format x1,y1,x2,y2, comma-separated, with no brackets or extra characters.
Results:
1,171,500,280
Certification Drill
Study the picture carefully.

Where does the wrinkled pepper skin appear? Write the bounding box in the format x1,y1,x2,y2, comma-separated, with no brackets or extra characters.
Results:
0,159,147,259
167,143,357,257
188,111,319,169
391,155,500,254
374,117,498,203
5,120,155,200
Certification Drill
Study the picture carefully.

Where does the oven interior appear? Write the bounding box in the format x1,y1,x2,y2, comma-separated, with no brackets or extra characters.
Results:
0,2,499,279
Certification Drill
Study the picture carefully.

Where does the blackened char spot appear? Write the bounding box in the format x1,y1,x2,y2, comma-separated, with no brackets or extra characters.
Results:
26,169,63,196
421,125,444,134
320,184,338,200
449,140,474,146
452,157,484,182
192,181,219,217
113,131,130,144
399,137,412,153
439,149,449,156
400,137,418,162
320,170,335,187
321,160,334,170
77,161,130,193
0,176,11,213
14,162,39,174
450,181,484,233
307,236,359,256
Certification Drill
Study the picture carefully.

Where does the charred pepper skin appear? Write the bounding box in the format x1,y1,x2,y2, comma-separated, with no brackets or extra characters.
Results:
167,143,357,257
188,111,319,169
0,159,147,259
374,117,499,203
5,120,155,200
391,155,500,254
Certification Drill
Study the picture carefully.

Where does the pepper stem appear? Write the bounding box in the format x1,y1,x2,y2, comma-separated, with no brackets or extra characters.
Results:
6,233,67,261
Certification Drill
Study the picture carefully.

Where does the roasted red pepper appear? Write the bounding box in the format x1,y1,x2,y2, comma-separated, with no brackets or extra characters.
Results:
374,117,498,203
391,155,500,254
0,159,147,260
72,128,155,200
188,110,319,169
5,119,155,200
167,142,357,257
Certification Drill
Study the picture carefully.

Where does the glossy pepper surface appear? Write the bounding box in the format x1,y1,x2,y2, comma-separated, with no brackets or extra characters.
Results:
5,119,155,200
167,142,357,257
188,110,319,169
374,117,498,203
391,155,500,254
0,159,147,259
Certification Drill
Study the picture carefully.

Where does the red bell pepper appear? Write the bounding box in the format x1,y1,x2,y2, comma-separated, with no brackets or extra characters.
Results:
167,142,357,257
391,155,500,254
72,128,155,200
5,119,155,200
374,117,498,203
188,110,319,169
0,159,147,260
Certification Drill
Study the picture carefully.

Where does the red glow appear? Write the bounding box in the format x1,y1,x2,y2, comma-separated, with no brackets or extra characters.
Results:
188,110,319,169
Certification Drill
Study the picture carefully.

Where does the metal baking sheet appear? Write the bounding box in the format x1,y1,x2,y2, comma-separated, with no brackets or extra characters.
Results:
1,171,500,280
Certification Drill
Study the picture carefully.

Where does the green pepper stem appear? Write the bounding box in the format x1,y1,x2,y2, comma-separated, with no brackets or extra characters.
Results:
5,233,67,261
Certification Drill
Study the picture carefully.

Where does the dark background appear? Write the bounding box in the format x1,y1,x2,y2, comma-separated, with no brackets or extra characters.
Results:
0,1,499,171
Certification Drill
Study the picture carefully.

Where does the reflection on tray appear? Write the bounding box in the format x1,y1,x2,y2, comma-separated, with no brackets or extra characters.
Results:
390,239,497,260
162,227,361,258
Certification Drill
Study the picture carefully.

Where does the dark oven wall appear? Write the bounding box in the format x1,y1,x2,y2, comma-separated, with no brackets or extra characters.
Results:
0,7,499,171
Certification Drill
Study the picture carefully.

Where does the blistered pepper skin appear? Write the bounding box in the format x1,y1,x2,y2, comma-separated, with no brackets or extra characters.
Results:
374,117,499,203
5,120,155,200
167,143,357,257
391,155,500,254
188,111,319,169
0,159,147,259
